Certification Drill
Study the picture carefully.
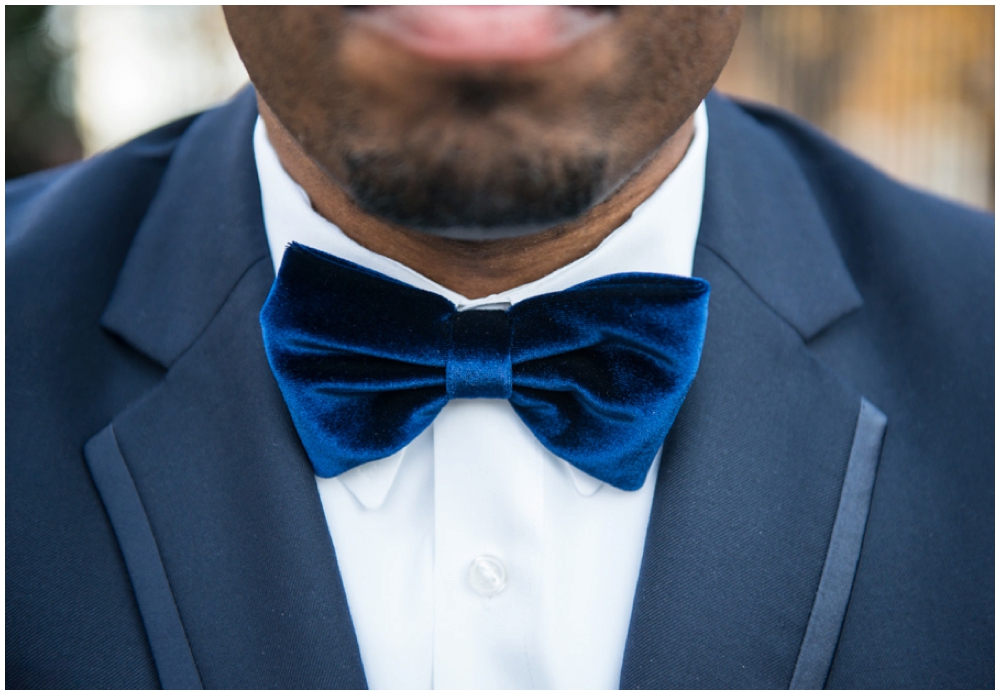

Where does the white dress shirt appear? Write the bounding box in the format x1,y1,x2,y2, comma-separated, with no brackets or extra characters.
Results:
253,102,708,689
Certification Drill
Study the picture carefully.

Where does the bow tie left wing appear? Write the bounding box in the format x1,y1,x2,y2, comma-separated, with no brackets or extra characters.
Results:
261,245,455,476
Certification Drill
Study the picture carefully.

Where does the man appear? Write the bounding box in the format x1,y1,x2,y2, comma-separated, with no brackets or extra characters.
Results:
7,6,993,689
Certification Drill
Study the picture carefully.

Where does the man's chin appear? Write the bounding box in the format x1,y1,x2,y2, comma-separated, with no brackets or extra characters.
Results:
353,197,596,242
343,152,609,242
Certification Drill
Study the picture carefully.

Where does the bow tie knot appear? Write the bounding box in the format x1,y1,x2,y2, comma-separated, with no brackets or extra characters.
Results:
261,243,710,491
447,308,513,399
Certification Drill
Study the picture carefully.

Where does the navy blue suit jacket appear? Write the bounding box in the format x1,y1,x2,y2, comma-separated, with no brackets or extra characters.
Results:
7,89,994,688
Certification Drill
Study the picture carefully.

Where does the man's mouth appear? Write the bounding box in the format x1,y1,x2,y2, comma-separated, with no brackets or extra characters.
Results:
347,6,616,64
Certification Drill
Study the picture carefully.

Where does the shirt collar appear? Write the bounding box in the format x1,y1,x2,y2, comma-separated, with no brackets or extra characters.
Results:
254,103,709,506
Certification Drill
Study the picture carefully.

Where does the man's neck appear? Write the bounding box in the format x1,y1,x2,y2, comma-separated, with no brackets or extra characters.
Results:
258,97,695,299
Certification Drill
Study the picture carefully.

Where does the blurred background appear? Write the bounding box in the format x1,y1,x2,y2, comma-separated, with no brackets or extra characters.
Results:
6,5,995,209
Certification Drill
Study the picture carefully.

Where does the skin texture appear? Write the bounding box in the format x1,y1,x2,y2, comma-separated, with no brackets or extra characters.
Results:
224,6,743,297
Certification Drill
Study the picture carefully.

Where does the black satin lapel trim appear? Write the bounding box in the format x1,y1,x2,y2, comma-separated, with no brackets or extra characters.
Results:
101,86,269,368
701,93,862,340
620,248,865,689
108,258,367,689
84,425,203,690
790,398,887,689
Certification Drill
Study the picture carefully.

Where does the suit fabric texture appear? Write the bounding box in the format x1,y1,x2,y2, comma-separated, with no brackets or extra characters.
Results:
6,88,994,689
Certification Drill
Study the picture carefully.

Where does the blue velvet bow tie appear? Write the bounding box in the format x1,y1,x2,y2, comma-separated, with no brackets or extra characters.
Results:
260,243,710,491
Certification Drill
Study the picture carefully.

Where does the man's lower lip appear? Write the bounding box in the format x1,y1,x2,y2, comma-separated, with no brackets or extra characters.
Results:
348,5,616,64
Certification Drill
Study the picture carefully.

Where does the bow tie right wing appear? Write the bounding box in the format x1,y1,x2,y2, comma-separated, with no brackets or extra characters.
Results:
508,274,710,491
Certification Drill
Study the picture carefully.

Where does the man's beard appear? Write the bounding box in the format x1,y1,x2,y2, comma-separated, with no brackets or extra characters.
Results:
343,145,609,240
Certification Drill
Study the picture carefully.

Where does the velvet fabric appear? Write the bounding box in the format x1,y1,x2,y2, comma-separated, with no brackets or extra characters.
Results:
260,243,710,491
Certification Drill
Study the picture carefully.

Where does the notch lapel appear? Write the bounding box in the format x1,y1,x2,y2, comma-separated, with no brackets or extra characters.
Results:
620,94,879,688
89,88,366,688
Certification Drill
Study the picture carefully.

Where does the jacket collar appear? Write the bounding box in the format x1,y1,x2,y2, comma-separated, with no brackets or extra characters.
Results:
698,92,862,340
102,87,270,367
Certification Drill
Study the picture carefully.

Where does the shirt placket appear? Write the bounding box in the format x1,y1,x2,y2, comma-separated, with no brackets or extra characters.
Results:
432,399,543,689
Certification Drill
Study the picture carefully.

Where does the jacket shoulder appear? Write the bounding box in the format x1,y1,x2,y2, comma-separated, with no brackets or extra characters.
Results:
716,93,993,337
6,114,197,258
726,94,993,269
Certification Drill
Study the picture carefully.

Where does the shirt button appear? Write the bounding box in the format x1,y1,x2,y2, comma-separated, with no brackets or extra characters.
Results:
468,555,507,596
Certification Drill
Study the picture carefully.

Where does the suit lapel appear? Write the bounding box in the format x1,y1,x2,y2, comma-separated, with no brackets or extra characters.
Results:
95,88,366,688
620,94,871,688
